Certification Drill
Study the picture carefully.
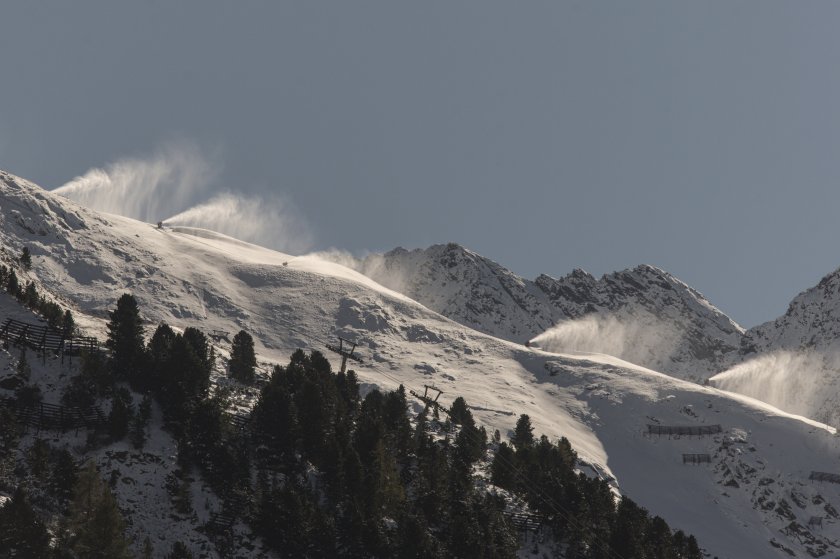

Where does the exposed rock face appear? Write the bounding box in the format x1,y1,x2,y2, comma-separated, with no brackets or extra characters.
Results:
744,268,840,355
357,244,745,381
709,267,840,426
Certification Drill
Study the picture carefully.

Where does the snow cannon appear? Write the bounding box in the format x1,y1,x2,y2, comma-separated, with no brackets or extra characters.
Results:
525,340,539,349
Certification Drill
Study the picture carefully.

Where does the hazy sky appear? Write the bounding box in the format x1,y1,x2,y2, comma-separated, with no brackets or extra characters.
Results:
2,1,840,327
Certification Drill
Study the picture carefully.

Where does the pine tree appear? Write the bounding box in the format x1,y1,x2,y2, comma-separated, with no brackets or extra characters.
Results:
0,407,19,481
23,281,39,308
15,347,31,384
0,487,51,557
490,442,517,489
63,461,133,559
183,327,214,377
166,541,195,559
511,414,534,450
141,537,154,559
52,449,78,507
130,394,152,449
62,309,76,335
449,396,471,425
158,333,211,426
27,438,51,483
646,515,675,559
109,388,134,441
106,293,146,388
19,246,31,269
15,347,41,407
6,269,18,296
229,329,257,383
610,497,649,558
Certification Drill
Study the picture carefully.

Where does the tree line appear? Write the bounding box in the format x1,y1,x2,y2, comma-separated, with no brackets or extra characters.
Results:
0,292,703,558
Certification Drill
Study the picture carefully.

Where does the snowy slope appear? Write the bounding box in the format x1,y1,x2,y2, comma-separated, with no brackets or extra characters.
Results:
745,268,840,354
345,244,744,381
711,267,840,426
2,169,840,558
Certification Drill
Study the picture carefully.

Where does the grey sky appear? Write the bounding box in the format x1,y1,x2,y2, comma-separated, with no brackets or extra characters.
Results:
2,1,839,327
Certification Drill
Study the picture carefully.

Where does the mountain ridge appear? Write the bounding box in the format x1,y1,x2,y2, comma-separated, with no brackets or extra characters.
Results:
350,243,744,381
2,168,840,557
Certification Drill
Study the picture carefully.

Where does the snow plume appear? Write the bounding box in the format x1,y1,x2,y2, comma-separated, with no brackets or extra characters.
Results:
163,192,313,254
307,250,413,294
53,141,217,222
307,248,365,270
54,142,314,254
531,313,679,369
710,351,840,420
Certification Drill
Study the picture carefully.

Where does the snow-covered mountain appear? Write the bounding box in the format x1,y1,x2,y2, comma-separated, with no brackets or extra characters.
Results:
745,267,840,355
711,267,840,426
350,244,744,381
3,169,840,558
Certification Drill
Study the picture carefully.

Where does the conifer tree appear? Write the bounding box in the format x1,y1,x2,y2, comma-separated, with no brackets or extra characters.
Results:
610,497,649,558
511,414,534,450
27,438,51,483
52,449,78,507
166,541,195,559
449,396,471,425
109,388,134,441
62,309,76,335
63,461,133,559
229,329,257,383
0,407,19,481
19,246,31,269
106,293,146,388
141,537,154,559
130,394,152,449
490,442,517,488
23,281,39,307
0,487,51,557
15,347,31,384
6,269,18,296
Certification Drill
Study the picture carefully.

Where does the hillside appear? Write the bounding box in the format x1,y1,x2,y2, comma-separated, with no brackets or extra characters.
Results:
1,169,839,557
346,244,744,381
711,267,840,426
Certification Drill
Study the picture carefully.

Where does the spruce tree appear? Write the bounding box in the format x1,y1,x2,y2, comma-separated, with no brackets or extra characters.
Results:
109,388,134,441
130,394,152,449
166,541,195,559
511,414,534,450
62,309,76,335
229,329,257,383
52,449,78,507
449,396,471,425
15,347,31,384
23,281,39,308
19,246,31,269
6,269,18,296
490,442,517,489
0,487,51,557
63,461,133,559
106,293,146,388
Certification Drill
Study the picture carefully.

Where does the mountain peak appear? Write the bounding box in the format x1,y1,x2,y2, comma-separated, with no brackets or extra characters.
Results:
358,244,742,380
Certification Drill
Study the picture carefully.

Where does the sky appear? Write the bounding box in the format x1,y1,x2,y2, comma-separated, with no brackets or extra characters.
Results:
2,1,840,327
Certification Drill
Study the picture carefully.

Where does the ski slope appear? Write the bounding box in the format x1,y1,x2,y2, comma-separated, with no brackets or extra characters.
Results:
2,169,840,558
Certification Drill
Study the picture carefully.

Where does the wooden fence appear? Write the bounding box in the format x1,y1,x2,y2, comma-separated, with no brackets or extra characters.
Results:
504,510,544,531
810,472,840,484
0,318,101,363
647,424,722,437
682,453,712,464
0,396,105,432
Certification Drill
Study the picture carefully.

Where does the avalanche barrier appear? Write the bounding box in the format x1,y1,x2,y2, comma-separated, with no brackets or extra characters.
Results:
647,424,722,437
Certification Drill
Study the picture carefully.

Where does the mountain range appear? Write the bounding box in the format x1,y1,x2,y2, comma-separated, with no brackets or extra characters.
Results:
3,168,840,558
